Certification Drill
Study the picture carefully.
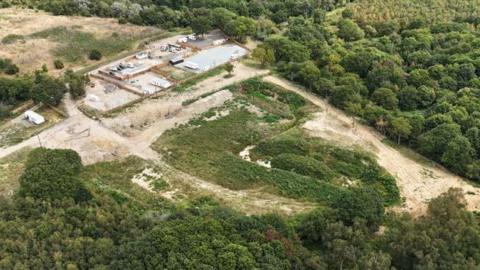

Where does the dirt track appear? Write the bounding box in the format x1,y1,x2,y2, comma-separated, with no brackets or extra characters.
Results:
263,75,480,216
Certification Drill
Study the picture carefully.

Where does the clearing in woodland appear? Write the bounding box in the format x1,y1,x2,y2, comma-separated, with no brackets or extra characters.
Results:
153,78,400,207
0,8,163,75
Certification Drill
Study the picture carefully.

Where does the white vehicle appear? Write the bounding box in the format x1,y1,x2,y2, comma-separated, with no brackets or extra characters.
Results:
135,52,149,60
177,37,188,43
213,39,226,46
188,34,197,41
87,94,100,102
24,110,45,125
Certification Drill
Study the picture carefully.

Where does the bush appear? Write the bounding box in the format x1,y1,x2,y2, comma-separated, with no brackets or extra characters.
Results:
337,19,365,41
255,138,310,157
64,69,87,99
271,153,335,180
0,103,12,119
18,148,90,202
2,34,24,45
54,59,64,69
31,72,67,106
4,64,19,75
332,187,384,229
89,49,102,60
0,58,19,75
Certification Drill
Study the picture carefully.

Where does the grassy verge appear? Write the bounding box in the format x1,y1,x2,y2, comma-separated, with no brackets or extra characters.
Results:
0,147,31,197
75,31,175,75
382,138,437,167
80,156,171,210
0,106,64,147
172,65,227,92
29,26,152,63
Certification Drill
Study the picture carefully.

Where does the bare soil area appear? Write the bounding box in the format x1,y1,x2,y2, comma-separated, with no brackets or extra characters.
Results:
84,78,141,112
102,63,269,137
264,75,480,216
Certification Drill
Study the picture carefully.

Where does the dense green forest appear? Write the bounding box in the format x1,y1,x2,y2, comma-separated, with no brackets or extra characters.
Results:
1,147,480,269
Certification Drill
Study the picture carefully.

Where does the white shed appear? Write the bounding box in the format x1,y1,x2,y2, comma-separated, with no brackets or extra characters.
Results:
143,87,157,95
24,110,45,125
151,77,172,89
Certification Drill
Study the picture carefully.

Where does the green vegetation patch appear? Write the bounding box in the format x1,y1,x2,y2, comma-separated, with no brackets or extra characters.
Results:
80,156,170,209
241,78,307,119
0,147,31,197
1,34,24,44
29,27,142,63
252,134,400,205
173,64,227,92
154,79,399,205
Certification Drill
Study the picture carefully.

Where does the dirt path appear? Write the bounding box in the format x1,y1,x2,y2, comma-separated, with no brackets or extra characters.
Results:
0,95,159,164
130,90,234,148
264,75,480,216
156,161,316,216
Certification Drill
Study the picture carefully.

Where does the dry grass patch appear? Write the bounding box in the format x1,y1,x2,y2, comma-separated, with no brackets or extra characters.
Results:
0,147,31,197
0,7,161,74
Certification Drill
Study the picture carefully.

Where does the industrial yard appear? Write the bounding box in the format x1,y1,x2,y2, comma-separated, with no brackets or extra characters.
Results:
82,31,248,114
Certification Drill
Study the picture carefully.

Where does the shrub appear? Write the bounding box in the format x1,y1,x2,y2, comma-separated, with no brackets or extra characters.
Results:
64,69,87,99
337,19,365,41
0,58,19,75
0,103,12,119
255,138,310,157
54,59,64,69
1,34,24,45
31,72,67,106
18,148,90,202
271,153,335,180
4,64,19,75
89,49,102,60
332,187,384,229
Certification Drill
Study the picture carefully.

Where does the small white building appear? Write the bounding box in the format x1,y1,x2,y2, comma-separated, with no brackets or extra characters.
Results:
151,77,172,89
142,86,157,95
24,110,45,125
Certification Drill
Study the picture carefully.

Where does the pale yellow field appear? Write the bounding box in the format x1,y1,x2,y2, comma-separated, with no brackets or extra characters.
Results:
0,8,161,75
